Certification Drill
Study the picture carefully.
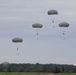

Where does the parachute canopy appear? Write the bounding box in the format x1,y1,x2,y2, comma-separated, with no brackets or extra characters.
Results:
59,22,69,27
47,10,58,15
2,62,9,66
1,62,9,71
12,37,23,43
32,23,43,28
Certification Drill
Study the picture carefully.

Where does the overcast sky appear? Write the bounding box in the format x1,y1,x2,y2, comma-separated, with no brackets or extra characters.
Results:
0,0,76,65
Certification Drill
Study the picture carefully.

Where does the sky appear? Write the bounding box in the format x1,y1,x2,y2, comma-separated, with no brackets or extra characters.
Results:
0,0,76,65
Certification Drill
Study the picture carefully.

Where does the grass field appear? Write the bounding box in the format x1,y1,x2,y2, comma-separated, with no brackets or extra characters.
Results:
0,72,76,75
56,73,76,75
0,72,52,75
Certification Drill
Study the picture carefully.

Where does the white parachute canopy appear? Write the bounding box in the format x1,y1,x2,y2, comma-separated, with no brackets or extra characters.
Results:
32,23,43,28
47,9,58,28
12,37,23,55
12,37,23,43
59,22,69,27
59,22,70,40
47,10,58,15
32,23,43,39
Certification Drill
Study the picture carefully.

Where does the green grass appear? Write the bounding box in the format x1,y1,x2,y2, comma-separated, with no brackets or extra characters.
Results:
0,72,76,75
0,72,51,75
56,73,76,75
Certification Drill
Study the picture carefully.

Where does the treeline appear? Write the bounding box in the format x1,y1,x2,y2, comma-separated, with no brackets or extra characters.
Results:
0,63,76,73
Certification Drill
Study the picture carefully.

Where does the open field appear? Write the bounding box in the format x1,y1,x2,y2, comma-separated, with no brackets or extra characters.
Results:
0,72,53,75
0,72,76,75
56,73,76,75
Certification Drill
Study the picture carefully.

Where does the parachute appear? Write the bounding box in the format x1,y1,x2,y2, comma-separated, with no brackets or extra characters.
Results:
48,10,58,15
12,37,23,43
59,22,69,39
47,9,58,28
59,22,69,27
1,62,9,72
12,37,23,55
32,23,43,28
32,23,43,40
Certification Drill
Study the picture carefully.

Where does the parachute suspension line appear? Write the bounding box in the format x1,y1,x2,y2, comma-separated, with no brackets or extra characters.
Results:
63,31,65,35
47,10,58,28
36,30,39,40
12,37,23,55
52,19,54,23
17,47,19,55
17,48,18,50
63,32,65,35
37,33,38,35
52,19,55,28
16,45,19,55
32,23,43,40
52,20,54,23
36,30,38,35
63,31,65,40
36,33,38,40
16,45,19,50
59,22,69,40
